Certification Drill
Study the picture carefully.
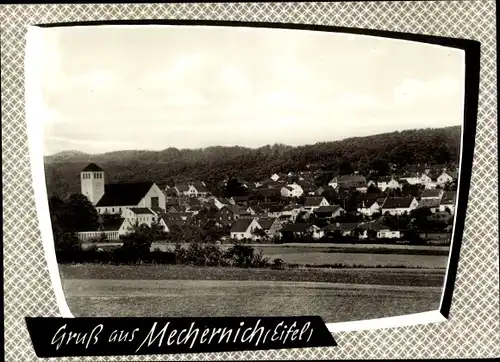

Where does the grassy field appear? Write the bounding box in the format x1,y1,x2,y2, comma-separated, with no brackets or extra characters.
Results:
60,264,446,287
60,264,444,322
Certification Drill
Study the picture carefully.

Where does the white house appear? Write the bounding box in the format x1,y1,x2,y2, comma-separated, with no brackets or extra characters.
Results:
437,170,458,186
303,197,330,212
420,172,439,189
357,199,382,216
281,204,305,222
399,173,421,185
280,183,304,198
377,176,401,191
381,197,419,216
377,229,401,239
230,218,262,240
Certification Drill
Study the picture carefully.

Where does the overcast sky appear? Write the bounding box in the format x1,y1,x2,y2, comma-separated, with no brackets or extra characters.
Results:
31,25,465,155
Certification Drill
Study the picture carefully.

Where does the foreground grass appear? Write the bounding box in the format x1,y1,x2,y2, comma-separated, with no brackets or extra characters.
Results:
59,264,446,287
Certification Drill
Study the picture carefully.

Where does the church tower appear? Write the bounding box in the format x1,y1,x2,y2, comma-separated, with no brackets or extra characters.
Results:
80,163,105,205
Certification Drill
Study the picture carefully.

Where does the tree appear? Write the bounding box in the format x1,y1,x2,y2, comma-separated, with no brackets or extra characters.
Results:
338,161,354,176
62,193,100,232
120,222,155,260
223,178,248,198
370,158,390,176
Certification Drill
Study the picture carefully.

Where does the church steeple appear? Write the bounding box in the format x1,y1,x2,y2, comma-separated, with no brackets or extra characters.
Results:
80,163,105,205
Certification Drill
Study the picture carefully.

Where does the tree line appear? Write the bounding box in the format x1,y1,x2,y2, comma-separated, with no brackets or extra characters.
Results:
44,126,460,198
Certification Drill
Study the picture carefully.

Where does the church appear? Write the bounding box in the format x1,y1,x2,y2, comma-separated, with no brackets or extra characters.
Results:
78,163,167,240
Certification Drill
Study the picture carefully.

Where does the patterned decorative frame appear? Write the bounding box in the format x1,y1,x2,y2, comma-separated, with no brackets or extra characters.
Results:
2,1,498,361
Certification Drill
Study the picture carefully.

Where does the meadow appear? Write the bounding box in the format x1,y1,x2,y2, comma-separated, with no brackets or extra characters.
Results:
59,264,445,322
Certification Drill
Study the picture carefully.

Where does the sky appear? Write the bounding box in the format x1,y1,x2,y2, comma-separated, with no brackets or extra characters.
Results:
29,25,465,155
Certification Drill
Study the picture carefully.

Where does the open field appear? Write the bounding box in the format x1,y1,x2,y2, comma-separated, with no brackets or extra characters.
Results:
61,277,442,322
59,264,446,287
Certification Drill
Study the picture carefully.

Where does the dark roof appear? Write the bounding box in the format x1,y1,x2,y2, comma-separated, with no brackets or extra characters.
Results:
230,218,256,233
82,163,103,172
99,218,125,231
417,198,441,208
446,171,458,179
258,217,276,230
377,176,393,183
95,182,154,207
280,223,313,233
175,184,191,192
382,197,415,209
325,222,359,232
421,189,443,198
357,220,389,231
333,175,367,183
304,197,326,207
314,205,343,214
193,184,209,193
283,204,302,211
128,207,154,215
376,197,387,207
268,205,283,213
255,188,281,197
440,191,457,205
232,196,249,202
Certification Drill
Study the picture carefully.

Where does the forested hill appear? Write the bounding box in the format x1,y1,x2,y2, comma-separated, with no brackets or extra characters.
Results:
44,126,461,198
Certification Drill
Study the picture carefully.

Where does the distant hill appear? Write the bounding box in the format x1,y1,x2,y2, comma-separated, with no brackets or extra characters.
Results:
44,126,461,198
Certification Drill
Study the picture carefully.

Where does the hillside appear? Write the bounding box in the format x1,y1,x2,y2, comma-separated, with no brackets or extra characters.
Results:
44,126,461,198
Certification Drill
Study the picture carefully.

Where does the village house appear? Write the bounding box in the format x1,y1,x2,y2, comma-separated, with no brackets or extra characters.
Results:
381,197,419,216
303,196,330,212
281,204,305,222
437,170,458,186
280,183,304,198
439,191,457,214
417,198,441,213
313,205,344,220
78,217,129,241
377,176,401,191
230,218,262,240
399,172,421,185
280,223,324,240
256,217,283,238
357,197,382,216
419,172,439,189
324,222,358,237
267,205,284,218
246,205,265,216
328,175,367,192
420,189,445,200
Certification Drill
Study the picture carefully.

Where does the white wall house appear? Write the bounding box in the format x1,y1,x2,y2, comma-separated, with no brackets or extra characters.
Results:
230,218,262,240
280,183,304,198
377,177,401,191
303,197,330,212
357,200,381,216
437,171,458,186
270,173,280,182
420,173,438,189
381,197,419,216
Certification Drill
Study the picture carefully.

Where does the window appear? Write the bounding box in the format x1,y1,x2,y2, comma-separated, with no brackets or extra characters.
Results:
151,197,159,209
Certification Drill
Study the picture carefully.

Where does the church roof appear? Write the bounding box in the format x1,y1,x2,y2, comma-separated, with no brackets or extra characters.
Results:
96,182,154,207
82,163,103,172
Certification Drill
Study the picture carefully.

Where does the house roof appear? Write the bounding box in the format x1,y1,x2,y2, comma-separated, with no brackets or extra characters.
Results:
82,163,103,172
417,198,441,208
283,203,302,211
333,175,367,183
421,189,443,198
314,205,343,214
257,217,276,230
99,217,125,231
446,171,459,179
175,184,191,192
325,222,358,232
382,197,415,209
357,220,389,231
95,182,154,207
231,196,249,202
280,223,313,233
304,197,326,207
268,205,283,213
440,191,457,205
377,176,393,183
128,207,155,215
376,197,387,207
256,188,281,197
193,184,209,193
230,218,257,233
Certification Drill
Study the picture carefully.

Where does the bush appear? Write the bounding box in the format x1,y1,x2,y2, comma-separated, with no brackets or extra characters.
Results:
272,258,285,270
225,244,255,268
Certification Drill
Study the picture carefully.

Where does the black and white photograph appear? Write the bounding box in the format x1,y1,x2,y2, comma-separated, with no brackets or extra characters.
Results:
27,24,465,328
